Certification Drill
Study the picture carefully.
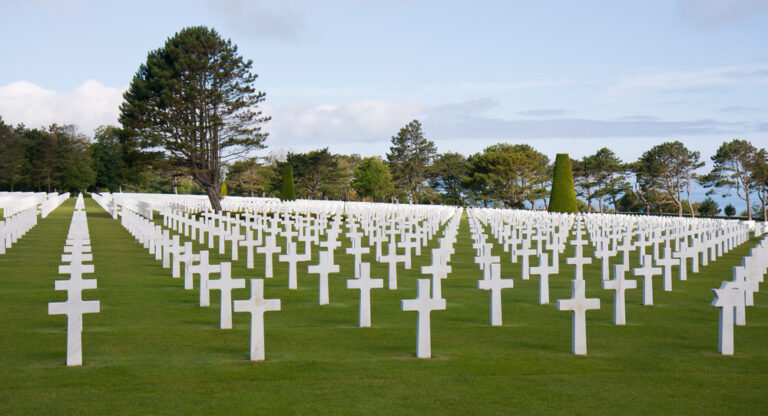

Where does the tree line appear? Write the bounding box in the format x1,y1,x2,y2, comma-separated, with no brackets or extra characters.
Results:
2,114,765,220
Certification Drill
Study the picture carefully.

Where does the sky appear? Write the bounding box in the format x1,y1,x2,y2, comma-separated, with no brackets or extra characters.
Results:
1,0,767,209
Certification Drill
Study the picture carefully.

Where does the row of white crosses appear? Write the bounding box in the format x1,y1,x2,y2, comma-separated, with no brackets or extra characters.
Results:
48,194,100,366
116,193,462,359
711,233,768,355
469,206,755,355
0,204,40,255
115,205,282,361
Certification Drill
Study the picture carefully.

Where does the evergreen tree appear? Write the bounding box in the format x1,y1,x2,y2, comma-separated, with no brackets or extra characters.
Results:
386,120,436,203
704,139,760,220
280,165,296,201
120,26,270,212
352,157,394,202
548,154,578,213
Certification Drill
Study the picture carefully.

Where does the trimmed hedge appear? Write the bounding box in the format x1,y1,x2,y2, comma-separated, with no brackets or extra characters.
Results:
548,153,578,213
280,165,296,201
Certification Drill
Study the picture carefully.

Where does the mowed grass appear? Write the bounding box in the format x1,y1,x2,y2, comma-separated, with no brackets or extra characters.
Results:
1,198,767,415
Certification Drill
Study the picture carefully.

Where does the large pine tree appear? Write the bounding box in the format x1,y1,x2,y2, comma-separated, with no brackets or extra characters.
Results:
119,26,270,212
386,120,436,204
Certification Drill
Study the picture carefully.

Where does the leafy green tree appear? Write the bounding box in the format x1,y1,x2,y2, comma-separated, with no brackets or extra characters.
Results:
703,139,760,220
635,141,703,217
429,152,469,205
0,118,27,191
352,157,394,202
697,197,720,217
24,127,57,192
119,26,270,212
284,148,352,200
572,157,599,212
386,120,437,204
280,165,296,201
226,157,274,197
615,190,644,213
588,148,628,212
724,203,736,217
467,143,549,209
51,125,96,193
90,126,125,192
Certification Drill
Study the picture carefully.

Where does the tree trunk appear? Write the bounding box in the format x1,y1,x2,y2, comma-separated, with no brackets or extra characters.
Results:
746,188,752,220
205,186,222,212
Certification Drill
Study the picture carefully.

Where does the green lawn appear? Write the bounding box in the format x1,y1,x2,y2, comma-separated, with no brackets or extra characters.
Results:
1,198,767,415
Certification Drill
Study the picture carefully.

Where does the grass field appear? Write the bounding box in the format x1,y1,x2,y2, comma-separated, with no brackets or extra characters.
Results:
1,198,767,415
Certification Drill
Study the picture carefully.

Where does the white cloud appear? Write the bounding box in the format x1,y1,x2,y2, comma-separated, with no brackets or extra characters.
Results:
264,99,428,146
0,80,124,134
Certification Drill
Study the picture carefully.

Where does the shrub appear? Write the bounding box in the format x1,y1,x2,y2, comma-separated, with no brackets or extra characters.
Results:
280,165,296,201
548,154,578,213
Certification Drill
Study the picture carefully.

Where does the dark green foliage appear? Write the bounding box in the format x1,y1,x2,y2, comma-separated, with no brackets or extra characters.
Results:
634,141,703,217
281,148,356,200
386,120,437,204
548,153,578,213
467,144,550,209
226,157,274,197
351,156,394,201
724,203,736,217
119,26,270,211
705,139,761,220
429,152,469,205
697,197,720,216
280,164,296,201
573,147,628,212
615,189,644,213
90,126,126,192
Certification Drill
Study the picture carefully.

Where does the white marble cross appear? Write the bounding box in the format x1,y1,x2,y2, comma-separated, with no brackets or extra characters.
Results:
233,279,281,361
180,242,200,290
730,266,748,326
557,279,600,355
603,264,637,325
401,279,446,358
673,245,689,281
278,241,302,290
256,233,281,278
530,252,557,305
398,235,418,269
307,250,339,305
379,242,404,290
240,228,262,269
421,248,451,299
566,244,592,280
58,261,95,281
656,246,677,292
712,280,739,355
345,236,369,278
477,263,514,326
207,262,246,329
516,239,536,280
347,262,384,327
476,243,500,280
49,264,99,367
188,250,221,307
633,254,662,305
